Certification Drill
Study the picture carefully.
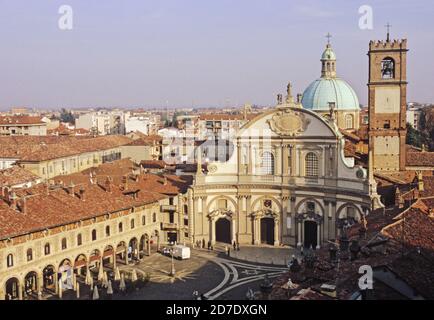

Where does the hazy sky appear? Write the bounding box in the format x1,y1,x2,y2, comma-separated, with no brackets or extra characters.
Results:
0,0,433,110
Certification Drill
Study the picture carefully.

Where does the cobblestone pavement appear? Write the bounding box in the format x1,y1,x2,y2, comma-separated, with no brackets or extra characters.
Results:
117,250,288,300
46,248,290,300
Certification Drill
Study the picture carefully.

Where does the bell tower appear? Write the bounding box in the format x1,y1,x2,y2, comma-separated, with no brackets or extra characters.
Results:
368,35,408,171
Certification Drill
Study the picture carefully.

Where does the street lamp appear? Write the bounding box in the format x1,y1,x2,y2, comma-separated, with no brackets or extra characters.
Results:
170,248,176,277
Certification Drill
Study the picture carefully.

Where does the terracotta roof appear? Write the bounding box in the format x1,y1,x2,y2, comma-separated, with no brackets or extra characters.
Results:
406,152,434,167
271,194,434,300
0,116,44,125
0,135,133,162
0,166,41,187
0,180,165,240
140,160,170,169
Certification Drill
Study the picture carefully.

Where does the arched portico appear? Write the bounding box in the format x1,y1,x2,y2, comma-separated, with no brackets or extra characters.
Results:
4,277,20,300
24,271,38,299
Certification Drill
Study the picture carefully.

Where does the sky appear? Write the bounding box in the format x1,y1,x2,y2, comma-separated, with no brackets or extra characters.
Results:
0,0,433,110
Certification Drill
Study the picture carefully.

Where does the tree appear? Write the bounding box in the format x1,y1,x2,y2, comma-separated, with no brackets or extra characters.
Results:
60,108,75,124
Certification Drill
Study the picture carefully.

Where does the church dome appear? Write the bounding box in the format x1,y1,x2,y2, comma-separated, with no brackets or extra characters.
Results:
301,78,360,111
301,42,360,111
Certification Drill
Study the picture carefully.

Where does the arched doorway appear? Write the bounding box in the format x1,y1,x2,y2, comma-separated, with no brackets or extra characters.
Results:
215,218,231,244
102,246,114,269
260,217,275,245
42,265,56,293
128,238,139,262
116,241,127,265
89,250,101,276
59,259,74,291
5,278,20,300
24,271,38,298
304,221,318,248
74,254,87,277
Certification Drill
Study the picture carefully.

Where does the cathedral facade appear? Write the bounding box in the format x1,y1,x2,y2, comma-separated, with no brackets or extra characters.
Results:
188,90,371,249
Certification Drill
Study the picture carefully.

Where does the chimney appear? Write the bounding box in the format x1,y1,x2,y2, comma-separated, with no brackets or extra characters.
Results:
395,187,404,208
105,177,112,193
163,176,168,186
18,197,27,214
67,182,75,197
417,171,424,192
122,175,128,189
79,188,86,201
9,190,18,210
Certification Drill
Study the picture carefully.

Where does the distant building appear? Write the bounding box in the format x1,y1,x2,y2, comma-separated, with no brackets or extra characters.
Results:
0,116,47,136
406,106,422,130
75,111,126,136
125,114,159,135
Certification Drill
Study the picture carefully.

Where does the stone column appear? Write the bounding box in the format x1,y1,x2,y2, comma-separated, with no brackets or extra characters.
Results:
274,219,280,246
282,145,289,176
253,217,260,245
54,272,58,295
37,273,43,297
125,247,129,265
210,218,216,245
232,218,237,244
275,144,282,176
297,219,302,247
18,282,23,301
248,143,253,175
324,201,330,241
316,222,321,249
113,250,117,269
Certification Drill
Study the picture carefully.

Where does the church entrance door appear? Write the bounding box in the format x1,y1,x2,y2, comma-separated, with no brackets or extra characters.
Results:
215,218,231,244
304,221,317,248
260,217,275,245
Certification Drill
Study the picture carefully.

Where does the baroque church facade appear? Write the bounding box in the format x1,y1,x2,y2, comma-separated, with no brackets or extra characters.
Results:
188,86,371,249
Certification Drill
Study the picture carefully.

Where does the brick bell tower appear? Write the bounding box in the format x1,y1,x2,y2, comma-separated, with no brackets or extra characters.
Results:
368,31,408,172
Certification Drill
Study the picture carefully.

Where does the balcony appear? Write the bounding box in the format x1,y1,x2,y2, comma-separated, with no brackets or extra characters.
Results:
161,205,177,212
161,222,178,230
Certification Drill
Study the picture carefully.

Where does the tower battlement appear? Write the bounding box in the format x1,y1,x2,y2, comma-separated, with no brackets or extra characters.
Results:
369,39,407,50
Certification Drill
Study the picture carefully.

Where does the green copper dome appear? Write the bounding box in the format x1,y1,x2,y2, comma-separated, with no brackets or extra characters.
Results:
301,78,360,111
301,43,360,111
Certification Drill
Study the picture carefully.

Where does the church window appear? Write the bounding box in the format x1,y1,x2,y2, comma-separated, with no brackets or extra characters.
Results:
345,114,354,129
77,233,82,246
61,238,67,250
261,151,275,175
7,254,13,268
381,57,395,79
91,229,97,241
27,249,33,262
44,243,51,255
305,153,319,177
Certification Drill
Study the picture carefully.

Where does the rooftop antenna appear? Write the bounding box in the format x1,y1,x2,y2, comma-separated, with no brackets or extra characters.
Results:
385,23,392,41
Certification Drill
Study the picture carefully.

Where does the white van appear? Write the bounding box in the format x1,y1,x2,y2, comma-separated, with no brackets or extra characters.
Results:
172,245,191,260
